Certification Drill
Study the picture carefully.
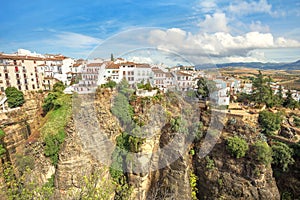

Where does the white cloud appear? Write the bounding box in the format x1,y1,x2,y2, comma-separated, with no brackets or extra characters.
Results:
195,0,218,13
52,32,101,49
198,13,230,33
147,28,300,63
250,21,270,33
228,0,273,16
127,56,153,64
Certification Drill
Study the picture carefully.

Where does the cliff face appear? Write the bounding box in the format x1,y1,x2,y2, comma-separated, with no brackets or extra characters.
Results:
0,90,294,200
54,89,120,198
0,91,44,164
193,113,281,200
194,142,280,200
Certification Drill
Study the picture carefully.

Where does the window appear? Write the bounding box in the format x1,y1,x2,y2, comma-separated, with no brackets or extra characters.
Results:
31,78,34,81
22,60,24,63
34,60,36,64
18,86,21,90
15,66,19,72
32,84,35,89
25,85,28,90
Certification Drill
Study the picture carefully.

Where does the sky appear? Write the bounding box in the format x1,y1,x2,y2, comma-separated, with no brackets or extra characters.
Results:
0,0,300,64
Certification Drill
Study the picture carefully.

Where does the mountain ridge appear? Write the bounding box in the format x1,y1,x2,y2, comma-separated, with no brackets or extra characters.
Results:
196,60,300,70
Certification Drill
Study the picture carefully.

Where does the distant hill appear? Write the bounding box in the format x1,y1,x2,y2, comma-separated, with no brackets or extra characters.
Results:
196,60,300,70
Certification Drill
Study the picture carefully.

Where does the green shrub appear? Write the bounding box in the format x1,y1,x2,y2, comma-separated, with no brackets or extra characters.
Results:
44,130,66,166
294,116,300,127
205,156,215,170
15,154,35,173
5,87,25,108
170,117,188,134
52,81,65,93
191,121,203,141
253,140,272,165
42,93,58,114
189,171,198,200
189,149,195,156
0,144,6,157
0,129,5,139
258,110,282,135
226,136,249,158
272,142,294,172
102,80,117,89
111,93,134,128
137,82,153,91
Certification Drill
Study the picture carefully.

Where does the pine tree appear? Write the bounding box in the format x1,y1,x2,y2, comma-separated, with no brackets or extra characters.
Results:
111,53,114,61
252,71,270,106
276,85,284,106
284,89,298,109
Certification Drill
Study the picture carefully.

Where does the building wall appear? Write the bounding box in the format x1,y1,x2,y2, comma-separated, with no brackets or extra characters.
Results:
0,58,44,92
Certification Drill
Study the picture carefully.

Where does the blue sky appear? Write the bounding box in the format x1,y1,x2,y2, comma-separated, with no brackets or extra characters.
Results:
0,0,300,64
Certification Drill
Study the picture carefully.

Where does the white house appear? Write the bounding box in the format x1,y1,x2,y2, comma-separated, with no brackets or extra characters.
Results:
174,71,194,91
134,64,153,83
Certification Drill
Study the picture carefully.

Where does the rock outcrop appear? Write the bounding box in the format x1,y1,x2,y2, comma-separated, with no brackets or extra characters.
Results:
194,141,280,200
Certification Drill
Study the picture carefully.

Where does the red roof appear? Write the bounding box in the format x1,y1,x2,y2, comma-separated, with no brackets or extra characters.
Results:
87,63,103,67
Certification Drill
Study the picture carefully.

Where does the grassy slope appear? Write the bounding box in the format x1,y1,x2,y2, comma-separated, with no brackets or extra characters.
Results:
40,94,72,137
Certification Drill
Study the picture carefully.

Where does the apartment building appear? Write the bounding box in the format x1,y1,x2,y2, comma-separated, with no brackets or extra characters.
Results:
0,50,75,92
0,54,44,92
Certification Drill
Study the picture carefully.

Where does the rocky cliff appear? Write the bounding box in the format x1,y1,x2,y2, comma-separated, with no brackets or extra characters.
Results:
1,89,299,199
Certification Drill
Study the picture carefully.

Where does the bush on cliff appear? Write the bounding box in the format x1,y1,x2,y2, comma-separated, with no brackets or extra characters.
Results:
272,142,294,172
226,136,249,158
5,87,25,108
253,140,272,165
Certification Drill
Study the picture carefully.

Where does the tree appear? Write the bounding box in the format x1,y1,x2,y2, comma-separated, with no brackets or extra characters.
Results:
252,71,273,106
196,77,217,98
226,136,249,158
253,140,272,165
102,80,117,90
111,53,114,61
283,89,298,109
236,92,252,104
111,93,134,128
258,110,282,135
52,81,65,93
272,142,294,171
117,79,133,97
5,87,25,108
44,130,66,166
42,92,58,114
276,85,284,106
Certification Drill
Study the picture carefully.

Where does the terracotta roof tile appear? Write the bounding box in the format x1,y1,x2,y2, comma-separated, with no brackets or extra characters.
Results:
106,62,120,69
87,63,103,67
